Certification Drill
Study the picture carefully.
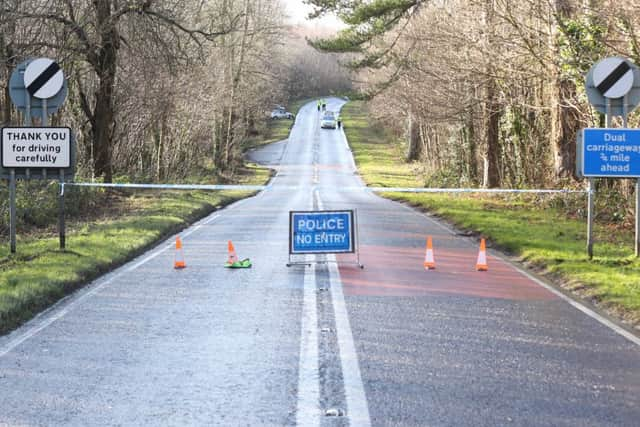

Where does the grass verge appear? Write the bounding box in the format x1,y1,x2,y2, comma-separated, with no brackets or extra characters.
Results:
0,164,270,335
342,101,640,329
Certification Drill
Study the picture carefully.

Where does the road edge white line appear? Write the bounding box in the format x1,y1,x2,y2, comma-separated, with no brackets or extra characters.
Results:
497,255,640,347
336,101,639,347
0,213,222,358
392,194,640,347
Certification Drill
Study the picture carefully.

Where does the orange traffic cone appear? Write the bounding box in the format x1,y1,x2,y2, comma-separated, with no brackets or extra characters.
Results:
424,236,436,270
476,238,488,271
174,236,186,269
227,240,239,264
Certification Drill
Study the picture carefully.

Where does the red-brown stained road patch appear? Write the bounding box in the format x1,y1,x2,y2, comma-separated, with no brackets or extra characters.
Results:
338,244,557,301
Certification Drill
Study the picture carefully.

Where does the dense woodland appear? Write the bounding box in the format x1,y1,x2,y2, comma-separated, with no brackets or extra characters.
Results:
1,0,640,223
0,0,349,184
309,0,640,193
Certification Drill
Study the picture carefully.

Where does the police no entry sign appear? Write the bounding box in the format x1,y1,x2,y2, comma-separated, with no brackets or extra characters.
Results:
290,210,355,254
1,127,71,168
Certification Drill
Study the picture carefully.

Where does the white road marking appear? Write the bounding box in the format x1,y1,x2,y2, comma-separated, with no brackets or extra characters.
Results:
326,257,372,425
296,259,320,426
296,180,321,425
0,213,223,358
316,190,372,426
497,255,640,347
384,183,640,347
0,273,117,358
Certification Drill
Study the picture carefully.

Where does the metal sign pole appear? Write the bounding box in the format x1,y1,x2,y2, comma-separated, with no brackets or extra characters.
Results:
586,100,614,259
42,98,47,126
42,98,47,179
587,179,594,259
625,94,640,258
59,173,65,250
636,179,640,257
354,209,364,269
25,84,31,126
9,169,16,254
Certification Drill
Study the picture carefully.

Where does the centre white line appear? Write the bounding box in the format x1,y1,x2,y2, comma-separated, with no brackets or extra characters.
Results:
296,258,320,426
316,189,371,426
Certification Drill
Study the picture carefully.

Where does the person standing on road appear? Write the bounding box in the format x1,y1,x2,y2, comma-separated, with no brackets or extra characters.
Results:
317,100,321,111
322,99,327,111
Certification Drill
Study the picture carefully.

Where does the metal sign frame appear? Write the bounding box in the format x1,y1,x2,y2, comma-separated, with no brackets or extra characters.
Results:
4,57,73,254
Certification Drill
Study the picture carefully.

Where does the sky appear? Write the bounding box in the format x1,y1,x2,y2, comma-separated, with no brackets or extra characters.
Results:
284,0,345,29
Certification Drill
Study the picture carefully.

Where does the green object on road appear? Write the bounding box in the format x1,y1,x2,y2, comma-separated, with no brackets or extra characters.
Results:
225,258,252,268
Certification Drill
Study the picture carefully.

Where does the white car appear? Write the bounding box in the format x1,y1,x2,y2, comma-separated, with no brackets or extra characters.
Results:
320,111,337,129
270,108,294,119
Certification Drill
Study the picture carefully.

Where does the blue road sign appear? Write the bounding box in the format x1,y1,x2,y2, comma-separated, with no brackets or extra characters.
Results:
290,210,355,254
581,128,640,178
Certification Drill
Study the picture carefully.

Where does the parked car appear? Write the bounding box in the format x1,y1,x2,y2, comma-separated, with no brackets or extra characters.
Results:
270,107,294,119
320,111,337,129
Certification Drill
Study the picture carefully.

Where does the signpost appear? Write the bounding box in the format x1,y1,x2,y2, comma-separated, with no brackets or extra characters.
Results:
581,57,640,258
3,58,74,253
288,210,363,267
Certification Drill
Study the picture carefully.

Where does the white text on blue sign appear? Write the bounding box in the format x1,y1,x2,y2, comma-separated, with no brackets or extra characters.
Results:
290,211,354,254
582,128,640,177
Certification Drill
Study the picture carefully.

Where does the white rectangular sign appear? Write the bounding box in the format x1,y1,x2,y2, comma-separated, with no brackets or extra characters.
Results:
1,127,71,168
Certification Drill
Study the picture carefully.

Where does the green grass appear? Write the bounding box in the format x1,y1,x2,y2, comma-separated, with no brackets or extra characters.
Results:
342,101,640,328
0,165,270,334
246,99,311,149
341,102,424,188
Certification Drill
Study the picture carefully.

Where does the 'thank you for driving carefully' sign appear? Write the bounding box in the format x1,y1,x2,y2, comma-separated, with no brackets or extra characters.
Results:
290,210,355,254
1,127,71,168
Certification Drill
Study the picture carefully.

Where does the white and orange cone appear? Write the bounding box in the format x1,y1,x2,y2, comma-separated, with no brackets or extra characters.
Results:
476,238,488,271
424,236,436,270
174,236,186,269
227,240,239,265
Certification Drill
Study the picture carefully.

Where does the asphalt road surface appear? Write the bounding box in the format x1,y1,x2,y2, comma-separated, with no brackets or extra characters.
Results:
1,99,639,426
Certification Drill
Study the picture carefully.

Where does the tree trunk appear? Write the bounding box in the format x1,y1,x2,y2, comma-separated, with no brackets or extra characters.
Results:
550,0,578,181
551,80,578,179
406,114,423,161
466,110,478,184
92,75,116,182
485,77,502,188
483,0,501,188
91,0,119,183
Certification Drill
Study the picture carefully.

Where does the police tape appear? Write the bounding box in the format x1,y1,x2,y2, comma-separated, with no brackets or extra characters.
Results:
368,187,587,194
62,182,267,194
60,182,587,195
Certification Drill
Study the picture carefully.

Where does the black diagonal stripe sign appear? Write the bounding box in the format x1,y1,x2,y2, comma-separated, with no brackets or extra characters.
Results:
26,61,61,97
596,61,631,96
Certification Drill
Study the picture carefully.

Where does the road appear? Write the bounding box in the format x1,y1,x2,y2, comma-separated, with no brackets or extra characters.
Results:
0,99,639,426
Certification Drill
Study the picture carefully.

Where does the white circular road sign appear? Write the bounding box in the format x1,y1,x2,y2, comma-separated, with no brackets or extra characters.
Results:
593,57,634,99
24,58,64,99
